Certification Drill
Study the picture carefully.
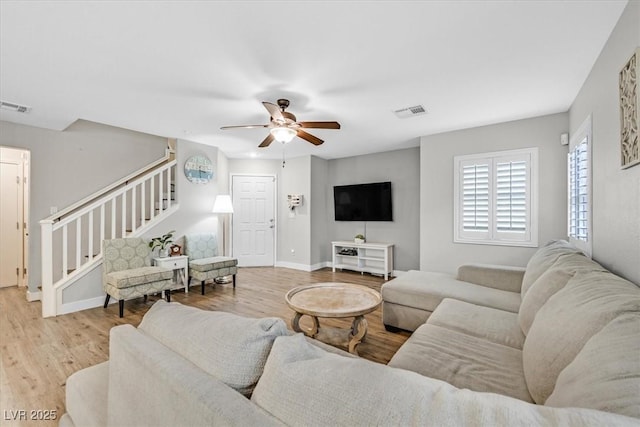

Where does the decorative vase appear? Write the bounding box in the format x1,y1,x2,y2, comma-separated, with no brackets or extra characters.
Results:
159,248,170,258
354,238,365,244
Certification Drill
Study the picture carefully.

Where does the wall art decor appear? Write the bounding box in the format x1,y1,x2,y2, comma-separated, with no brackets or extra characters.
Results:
620,48,640,169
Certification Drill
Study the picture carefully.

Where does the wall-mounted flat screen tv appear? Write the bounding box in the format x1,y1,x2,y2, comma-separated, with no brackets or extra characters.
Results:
333,181,393,221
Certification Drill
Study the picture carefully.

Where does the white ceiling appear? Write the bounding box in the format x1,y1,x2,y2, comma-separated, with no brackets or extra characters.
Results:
0,1,627,160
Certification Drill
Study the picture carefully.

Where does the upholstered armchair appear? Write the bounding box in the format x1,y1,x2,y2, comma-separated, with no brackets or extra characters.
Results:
184,233,238,295
102,237,174,317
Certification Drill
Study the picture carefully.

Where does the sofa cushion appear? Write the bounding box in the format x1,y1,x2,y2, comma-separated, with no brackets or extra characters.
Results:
456,264,525,293
382,270,520,314
428,298,525,349
105,266,173,288
520,240,583,297
388,323,532,402
138,300,288,396
522,270,640,404
545,313,640,419
250,334,639,426
519,253,605,335
109,324,283,426
252,334,450,425
189,256,238,272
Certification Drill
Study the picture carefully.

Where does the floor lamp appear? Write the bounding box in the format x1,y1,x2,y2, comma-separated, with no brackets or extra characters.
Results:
212,194,234,284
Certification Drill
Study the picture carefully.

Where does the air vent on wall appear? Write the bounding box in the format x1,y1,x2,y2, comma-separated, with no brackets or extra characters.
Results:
0,101,32,113
393,104,427,119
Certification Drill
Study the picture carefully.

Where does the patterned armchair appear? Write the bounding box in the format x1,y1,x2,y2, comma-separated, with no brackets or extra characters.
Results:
184,233,238,295
102,237,174,317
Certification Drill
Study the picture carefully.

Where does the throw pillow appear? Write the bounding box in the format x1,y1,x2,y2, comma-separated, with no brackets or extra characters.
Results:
138,300,288,396
545,313,640,419
252,334,445,425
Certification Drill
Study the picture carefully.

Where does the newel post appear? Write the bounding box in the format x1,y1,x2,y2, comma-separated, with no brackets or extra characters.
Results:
40,219,56,317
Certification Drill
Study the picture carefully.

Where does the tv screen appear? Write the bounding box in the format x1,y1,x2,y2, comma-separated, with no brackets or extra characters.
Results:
334,181,393,221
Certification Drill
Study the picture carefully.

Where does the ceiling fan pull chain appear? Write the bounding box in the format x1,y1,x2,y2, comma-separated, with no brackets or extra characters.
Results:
282,143,286,168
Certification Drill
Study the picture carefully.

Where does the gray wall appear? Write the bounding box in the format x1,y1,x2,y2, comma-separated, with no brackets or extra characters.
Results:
328,148,421,272
278,156,312,267
310,156,330,266
420,113,569,273
0,119,167,293
569,1,640,285
228,148,421,272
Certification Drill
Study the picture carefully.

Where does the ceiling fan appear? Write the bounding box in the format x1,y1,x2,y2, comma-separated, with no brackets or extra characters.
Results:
221,99,340,148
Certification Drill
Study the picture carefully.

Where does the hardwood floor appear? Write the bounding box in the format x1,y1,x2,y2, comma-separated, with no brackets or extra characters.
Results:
0,267,410,426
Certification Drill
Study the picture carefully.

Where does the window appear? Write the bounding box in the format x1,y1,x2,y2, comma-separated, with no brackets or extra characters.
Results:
454,148,538,247
568,116,592,255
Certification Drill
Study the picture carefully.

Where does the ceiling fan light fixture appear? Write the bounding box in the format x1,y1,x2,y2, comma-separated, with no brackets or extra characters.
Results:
270,126,297,143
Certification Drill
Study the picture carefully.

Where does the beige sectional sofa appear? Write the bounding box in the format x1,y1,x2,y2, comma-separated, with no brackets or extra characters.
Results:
60,240,639,426
385,240,640,419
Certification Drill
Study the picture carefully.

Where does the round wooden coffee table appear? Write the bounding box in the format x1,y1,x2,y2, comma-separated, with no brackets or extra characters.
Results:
285,282,382,355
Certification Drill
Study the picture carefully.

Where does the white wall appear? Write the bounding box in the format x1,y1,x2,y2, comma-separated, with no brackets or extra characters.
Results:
144,139,222,249
0,119,167,294
569,1,640,285
420,113,569,273
62,139,226,304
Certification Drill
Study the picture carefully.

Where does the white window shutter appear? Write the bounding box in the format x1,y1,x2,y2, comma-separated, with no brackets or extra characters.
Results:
454,147,537,247
462,163,490,232
569,138,589,241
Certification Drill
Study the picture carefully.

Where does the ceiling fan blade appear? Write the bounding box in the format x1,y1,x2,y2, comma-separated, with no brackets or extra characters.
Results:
298,121,341,129
262,102,284,121
258,133,275,148
297,129,324,146
220,124,269,130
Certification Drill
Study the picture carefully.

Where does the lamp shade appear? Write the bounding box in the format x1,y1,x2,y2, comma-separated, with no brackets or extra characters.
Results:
270,126,297,143
212,195,234,214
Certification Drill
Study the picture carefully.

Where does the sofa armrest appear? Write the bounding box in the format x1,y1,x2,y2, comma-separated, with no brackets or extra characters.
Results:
64,361,109,427
108,325,283,427
456,264,525,293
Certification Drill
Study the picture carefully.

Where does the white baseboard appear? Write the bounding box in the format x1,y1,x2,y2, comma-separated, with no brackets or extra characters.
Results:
275,261,331,272
26,289,41,302
58,295,114,316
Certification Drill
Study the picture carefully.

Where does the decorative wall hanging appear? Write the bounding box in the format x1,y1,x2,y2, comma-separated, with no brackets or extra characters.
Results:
619,48,640,169
184,155,214,183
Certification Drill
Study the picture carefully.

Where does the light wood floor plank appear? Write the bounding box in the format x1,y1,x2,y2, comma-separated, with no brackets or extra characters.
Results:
0,267,409,426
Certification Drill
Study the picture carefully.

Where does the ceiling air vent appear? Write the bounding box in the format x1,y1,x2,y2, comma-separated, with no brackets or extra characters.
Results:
393,104,427,119
0,101,32,113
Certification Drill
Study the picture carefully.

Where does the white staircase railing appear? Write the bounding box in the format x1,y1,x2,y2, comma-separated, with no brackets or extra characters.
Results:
40,157,178,317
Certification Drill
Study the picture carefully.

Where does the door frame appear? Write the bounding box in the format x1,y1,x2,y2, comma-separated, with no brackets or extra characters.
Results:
0,146,30,288
230,173,278,266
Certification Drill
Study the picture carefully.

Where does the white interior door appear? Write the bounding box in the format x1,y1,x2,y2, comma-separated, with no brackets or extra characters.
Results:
0,161,21,287
232,175,275,266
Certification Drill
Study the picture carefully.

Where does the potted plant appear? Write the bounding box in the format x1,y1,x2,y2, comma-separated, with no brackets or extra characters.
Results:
354,234,365,244
148,230,175,258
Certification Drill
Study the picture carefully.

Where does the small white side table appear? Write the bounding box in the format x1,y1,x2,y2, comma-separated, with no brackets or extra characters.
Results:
153,255,189,293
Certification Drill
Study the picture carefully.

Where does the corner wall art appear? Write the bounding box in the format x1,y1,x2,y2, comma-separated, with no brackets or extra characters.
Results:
619,47,640,169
